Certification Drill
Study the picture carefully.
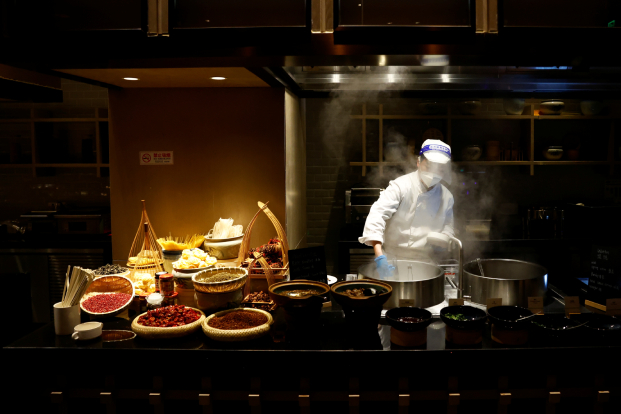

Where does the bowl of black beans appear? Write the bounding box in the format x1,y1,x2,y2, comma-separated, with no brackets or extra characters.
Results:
93,264,130,277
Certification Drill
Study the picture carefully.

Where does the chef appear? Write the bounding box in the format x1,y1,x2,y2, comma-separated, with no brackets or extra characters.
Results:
359,139,454,278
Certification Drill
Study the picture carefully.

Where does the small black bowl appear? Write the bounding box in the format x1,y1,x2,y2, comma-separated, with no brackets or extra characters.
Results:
386,307,432,332
440,305,487,330
577,313,621,342
530,315,585,343
487,306,533,330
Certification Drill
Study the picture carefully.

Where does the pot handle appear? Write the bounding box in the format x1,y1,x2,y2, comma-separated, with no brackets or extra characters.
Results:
446,235,464,299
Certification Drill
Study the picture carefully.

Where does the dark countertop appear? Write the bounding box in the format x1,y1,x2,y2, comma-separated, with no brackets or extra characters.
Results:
6,305,619,373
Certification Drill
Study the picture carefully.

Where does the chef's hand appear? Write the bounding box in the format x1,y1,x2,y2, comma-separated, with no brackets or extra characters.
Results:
374,255,395,279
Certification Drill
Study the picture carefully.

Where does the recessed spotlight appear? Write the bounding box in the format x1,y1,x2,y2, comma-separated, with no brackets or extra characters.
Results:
123,77,139,81
211,77,226,80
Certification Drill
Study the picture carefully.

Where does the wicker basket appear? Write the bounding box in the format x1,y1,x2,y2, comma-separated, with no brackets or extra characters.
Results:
95,270,130,279
237,202,290,277
193,267,248,294
202,308,273,342
80,275,135,317
131,307,206,339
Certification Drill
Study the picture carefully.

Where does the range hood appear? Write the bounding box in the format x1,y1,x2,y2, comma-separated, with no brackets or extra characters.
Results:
283,65,621,93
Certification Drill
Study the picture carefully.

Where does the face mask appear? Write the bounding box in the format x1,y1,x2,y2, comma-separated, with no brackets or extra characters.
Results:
420,171,443,188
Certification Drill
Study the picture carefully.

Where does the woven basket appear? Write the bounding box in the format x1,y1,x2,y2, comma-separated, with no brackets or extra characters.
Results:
80,275,135,317
237,201,290,277
193,267,248,294
131,307,206,339
95,270,130,279
202,308,273,342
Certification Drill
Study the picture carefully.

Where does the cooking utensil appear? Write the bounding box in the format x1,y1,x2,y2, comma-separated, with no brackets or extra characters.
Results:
330,280,393,309
539,100,565,115
385,307,432,332
440,305,487,330
269,280,330,308
462,259,547,307
580,100,604,116
458,100,482,115
358,260,444,309
515,311,543,321
503,98,526,115
487,306,534,329
477,258,485,277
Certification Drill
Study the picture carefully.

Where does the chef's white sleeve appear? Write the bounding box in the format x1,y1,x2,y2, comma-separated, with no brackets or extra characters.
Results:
441,196,455,238
358,181,403,246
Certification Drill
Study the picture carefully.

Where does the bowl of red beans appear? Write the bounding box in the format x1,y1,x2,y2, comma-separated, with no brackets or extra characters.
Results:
80,275,135,317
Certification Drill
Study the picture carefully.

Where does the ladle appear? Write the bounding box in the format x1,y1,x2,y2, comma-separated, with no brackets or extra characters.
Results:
515,311,544,321
362,287,380,297
477,258,485,277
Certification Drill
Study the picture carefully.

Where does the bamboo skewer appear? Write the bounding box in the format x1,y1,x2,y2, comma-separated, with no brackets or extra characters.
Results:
60,266,96,308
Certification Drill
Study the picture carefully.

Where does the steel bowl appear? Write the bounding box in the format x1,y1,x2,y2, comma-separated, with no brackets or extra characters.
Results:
358,260,445,309
463,259,547,307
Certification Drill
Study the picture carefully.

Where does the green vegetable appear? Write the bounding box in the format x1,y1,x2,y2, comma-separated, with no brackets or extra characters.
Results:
445,313,467,321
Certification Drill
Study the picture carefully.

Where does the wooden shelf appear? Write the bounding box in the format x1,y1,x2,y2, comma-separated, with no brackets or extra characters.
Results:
0,118,108,123
349,103,618,177
533,161,610,166
0,164,32,168
535,115,615,120
450,115,531,120
454,161,530,166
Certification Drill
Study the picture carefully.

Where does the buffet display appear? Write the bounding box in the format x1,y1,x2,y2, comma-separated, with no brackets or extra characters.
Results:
48,199,619,351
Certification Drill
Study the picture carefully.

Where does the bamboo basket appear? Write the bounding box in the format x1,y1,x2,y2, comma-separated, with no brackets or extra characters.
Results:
131,307,206,339
192,267,248,294
237,202,289,292
127,200,164,294
202,308,273,342
80,275,135,317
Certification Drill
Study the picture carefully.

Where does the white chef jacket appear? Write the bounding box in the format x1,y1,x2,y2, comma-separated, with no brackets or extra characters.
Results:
359,171,454,261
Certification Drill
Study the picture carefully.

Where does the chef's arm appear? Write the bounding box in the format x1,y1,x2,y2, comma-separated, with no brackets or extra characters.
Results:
440,198,455,238
371,241,383,258
358,182,402,249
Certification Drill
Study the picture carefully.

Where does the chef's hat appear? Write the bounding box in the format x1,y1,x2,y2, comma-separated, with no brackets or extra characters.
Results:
419,139,451,164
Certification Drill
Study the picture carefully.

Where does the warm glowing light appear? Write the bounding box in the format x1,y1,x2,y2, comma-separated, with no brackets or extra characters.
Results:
387,74,395,83
379,55,387,66
441,74,450,83
332,74,340,83
123,77,139,81
211,77,226,80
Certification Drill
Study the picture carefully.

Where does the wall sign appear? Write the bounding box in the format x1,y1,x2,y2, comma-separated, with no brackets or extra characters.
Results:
140,151,174,165
288,246,327,283
587,245,621,309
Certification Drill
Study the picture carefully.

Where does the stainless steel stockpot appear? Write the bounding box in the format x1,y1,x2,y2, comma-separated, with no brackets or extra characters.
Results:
358,260,445,309
463,259,547,307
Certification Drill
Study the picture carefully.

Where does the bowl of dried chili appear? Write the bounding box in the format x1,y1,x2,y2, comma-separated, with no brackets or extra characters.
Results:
80,275,135,317
131,305,206,339
202,308,273,342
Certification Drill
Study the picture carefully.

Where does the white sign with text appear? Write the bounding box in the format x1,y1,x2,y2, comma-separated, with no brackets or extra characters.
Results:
139,151,174,165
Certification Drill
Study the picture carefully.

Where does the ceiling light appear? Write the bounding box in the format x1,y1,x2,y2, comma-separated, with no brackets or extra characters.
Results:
123,77,139,81
211,77,226,80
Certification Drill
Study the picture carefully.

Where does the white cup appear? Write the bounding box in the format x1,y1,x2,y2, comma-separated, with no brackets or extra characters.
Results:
53,302,81,336
72,322,103,341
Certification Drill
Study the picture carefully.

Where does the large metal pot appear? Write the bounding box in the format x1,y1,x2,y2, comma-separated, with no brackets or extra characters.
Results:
463,259,547,307
358,260,445,309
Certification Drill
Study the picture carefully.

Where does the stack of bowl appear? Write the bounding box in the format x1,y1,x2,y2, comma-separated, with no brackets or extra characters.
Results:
330,280,393,347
